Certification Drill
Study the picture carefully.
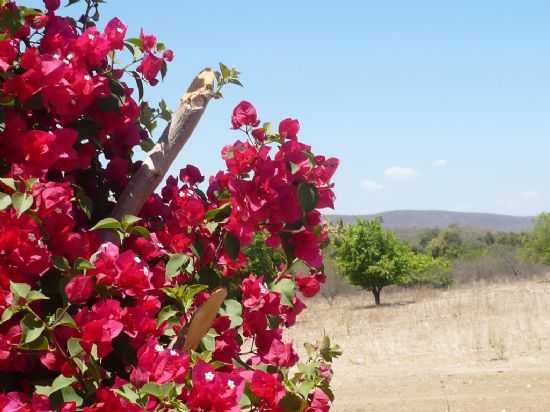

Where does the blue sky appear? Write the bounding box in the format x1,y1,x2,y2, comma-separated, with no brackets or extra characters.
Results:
29,1,550,216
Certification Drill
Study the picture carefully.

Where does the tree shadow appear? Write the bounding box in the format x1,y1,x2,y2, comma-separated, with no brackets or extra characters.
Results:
351,300,416,311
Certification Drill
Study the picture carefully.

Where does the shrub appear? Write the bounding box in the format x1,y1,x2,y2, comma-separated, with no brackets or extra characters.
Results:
0,1,341,410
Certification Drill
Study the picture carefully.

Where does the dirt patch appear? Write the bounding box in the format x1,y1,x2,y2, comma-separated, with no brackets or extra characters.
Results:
289,281,550,411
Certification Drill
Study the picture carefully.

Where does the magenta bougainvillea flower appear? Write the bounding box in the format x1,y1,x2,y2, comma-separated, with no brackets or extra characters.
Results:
0,0,341,410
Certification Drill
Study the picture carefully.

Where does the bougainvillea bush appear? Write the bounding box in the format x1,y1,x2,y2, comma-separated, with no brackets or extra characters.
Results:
0,0,340,410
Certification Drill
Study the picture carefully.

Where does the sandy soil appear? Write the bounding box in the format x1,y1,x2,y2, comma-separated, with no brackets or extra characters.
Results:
289,280,550,411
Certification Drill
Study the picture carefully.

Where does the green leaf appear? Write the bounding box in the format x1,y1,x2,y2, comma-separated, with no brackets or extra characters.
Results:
0,178,16,191
96,95,120,112
74,185,93,219
0,192,11,211
1,307,17,323
10,282,30,300
280,392,307,411
221,299,243,328
20,314,45,345
11,192,33,217
297,182,319,213
131,71,144,101
35,374,77,396
90,217,121,231
272,279,296,306
126,37,143,49
159,99,172,122
61,386,83,407
26,290,49,304
19,335,48,351
67,337,84,357
201,329,216,352
116,384,140,404
297,380,316,398
129,225,151,239
162,284,208,312
52,256,71,272
228,78,243,87
219,62,230,80
141,382,174,400
166,253,190,278
205,204,231,222
224,233,240,261
160,60,167,80
24,178,38,191
53,308,77,329
156,305,178,327
121,214,142,230
74,257,94,272
140,137,155,152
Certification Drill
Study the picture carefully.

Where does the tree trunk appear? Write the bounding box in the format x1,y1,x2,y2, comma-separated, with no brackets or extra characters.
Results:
372,287,382,305
111,68,216,221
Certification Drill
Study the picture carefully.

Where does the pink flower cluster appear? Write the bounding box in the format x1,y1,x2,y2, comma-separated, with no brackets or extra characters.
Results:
0,1,339,411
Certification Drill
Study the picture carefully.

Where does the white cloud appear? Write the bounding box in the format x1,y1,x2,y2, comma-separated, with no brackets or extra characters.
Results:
432,159,448,168
360,179,384,192
384,166,418,179
520,191,539,200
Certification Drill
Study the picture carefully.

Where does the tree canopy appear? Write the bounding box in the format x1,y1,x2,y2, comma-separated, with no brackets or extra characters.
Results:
521,213,550,265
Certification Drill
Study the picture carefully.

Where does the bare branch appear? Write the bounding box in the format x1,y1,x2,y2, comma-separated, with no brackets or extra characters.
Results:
110,68,216,221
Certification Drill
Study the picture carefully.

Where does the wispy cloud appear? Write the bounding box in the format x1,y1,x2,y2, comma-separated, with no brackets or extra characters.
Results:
432,159,448,168
384,166,418,179
360,179,384,192
520,191,539,200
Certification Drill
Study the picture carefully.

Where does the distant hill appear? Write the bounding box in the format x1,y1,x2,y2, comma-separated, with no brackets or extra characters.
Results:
326,210,534,233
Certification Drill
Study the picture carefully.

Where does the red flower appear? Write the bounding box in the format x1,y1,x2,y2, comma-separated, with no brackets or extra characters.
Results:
179,164,204,186
305,388,331,412
249,370,286,407
139,29,157,52
130,342,189,387
137,53,163,83
279,118,300,139
163,49,174,62
105,157,129,188
231,101,259,129
104,18,127,50
65,275,95,304
44,0,60,11
0,40,18,71
291,231,323,268
296,274,321,297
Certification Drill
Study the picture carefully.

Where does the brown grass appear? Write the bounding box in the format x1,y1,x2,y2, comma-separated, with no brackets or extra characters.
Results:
289,278,550,411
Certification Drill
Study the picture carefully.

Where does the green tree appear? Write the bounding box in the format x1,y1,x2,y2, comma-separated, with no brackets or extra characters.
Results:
244,233,285,283
334,219,411,305
405,252,453,288
520,213,550,264
428,225,464,259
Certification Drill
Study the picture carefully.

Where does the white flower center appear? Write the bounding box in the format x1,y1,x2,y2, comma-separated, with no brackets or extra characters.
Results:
170,350,177,356
116,27,124,33
27,233,37,242
134,256,141,263
84,75,91,81
88,34,95,40
204,372,215,382
154,344,164,352
227,379,236,390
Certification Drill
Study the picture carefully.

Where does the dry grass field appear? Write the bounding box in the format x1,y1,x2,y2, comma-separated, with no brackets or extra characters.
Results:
289,278,550,411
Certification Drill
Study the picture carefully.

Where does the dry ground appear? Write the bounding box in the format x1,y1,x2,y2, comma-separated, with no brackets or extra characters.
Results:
288,279,550,412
